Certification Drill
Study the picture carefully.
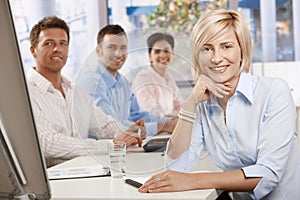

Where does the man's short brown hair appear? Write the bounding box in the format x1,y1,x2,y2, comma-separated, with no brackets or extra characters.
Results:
30,16,70,47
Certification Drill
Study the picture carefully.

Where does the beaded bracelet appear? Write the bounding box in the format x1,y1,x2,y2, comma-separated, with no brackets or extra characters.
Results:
178,112,195,124
179,108,196,120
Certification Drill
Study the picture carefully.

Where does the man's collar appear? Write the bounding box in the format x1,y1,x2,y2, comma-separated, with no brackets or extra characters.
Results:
28,67,71,94
97,63,121,88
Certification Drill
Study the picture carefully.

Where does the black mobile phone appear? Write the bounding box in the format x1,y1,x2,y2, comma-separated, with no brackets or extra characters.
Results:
143,138,169,152
125,179,143,188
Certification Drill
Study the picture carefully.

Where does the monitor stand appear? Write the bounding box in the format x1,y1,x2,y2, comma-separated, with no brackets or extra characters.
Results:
0,123,31,200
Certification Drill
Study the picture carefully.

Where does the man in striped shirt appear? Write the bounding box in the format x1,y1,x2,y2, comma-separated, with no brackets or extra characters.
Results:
27,16,145,167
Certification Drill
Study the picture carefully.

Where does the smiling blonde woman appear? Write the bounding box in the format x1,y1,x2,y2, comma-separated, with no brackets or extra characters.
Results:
139,9,300,199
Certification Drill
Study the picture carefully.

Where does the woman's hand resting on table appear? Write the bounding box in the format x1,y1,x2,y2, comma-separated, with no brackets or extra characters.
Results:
138,170,199,193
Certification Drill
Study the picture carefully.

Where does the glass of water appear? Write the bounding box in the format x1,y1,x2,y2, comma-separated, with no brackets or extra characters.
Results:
108,141,126,178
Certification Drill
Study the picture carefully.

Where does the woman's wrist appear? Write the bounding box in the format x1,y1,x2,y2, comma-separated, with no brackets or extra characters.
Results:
178,108,196,124
182,95,198,112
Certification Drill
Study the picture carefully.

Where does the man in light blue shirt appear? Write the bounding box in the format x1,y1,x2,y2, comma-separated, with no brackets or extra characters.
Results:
76,25,177,136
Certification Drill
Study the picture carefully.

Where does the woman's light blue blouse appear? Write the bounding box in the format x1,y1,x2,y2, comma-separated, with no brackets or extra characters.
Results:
166,73,300,199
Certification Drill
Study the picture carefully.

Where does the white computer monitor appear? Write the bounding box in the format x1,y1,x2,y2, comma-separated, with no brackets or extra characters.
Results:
0,1,51,199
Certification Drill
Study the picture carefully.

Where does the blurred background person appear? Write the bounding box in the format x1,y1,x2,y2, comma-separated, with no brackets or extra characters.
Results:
77,25,177,136
131,32,183,116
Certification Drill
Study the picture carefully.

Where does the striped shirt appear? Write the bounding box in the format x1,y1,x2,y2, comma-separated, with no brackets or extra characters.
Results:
27,68,127,167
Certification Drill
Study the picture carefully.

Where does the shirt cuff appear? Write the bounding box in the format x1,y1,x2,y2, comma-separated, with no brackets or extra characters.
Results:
242,165,276,199
145,122,157,136
97,139,113,155
164,141,191,172
164,152,191,172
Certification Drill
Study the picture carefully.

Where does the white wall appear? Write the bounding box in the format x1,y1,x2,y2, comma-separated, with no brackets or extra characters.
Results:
252,61,300,101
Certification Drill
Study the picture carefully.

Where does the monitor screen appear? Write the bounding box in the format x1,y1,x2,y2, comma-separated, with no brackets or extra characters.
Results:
0,1,51,199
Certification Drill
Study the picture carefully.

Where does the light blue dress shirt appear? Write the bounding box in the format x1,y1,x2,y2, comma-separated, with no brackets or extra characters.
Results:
166,73,300,199
76,63,167,136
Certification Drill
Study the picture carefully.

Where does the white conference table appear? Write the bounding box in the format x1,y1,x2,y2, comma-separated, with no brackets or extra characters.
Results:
49,150,218,200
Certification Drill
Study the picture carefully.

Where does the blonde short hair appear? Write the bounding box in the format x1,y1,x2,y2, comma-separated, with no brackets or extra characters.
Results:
191,9,252,80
